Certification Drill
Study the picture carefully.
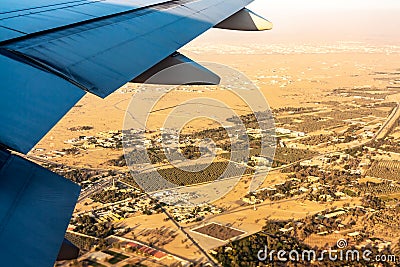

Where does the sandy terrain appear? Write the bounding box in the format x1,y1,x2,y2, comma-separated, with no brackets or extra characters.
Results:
31,53,400,171
185,198,361,251
42,49,400,265
116,213,204,262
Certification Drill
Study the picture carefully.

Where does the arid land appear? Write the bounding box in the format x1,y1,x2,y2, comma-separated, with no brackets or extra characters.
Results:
43,44,400,267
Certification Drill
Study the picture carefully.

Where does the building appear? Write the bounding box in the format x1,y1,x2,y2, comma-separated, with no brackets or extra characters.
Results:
276,128,291,135
251,156,271,165
324,209,346,219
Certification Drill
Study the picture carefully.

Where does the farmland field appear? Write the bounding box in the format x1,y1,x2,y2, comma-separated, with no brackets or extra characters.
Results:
366,160,400,181
192,223,245,241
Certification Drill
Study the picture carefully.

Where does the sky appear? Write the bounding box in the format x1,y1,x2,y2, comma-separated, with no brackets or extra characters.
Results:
194,0,400,44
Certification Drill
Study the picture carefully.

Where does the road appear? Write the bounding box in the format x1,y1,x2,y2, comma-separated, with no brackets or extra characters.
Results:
145,192,220,267
373,102,400,140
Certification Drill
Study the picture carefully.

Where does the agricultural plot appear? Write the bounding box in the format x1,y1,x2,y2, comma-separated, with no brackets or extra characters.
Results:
273,147,318,166
276,105,391,135
366,160,400,181
276,115,344,133
320,108,390,121
91,189,141,204
156,161,252,186
192,223,245,241
123,161,253,188
359,181,400,195
299,134,333,146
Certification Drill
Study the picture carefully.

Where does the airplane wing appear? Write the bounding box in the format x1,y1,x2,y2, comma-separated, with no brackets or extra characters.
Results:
0,0,272,266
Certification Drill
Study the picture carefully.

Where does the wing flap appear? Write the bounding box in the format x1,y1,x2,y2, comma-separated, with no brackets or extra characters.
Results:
0,26,23,42
0,8,95,34
0,149,80,267
0,0,90,14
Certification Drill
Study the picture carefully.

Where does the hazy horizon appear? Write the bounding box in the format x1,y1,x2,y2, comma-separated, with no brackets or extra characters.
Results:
190,0,400,45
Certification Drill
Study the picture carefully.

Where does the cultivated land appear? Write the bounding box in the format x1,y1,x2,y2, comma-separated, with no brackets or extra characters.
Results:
44,43,400,267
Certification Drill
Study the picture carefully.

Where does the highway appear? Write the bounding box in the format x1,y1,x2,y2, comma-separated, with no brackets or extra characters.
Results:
373,102,400,140
145,192,220,267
